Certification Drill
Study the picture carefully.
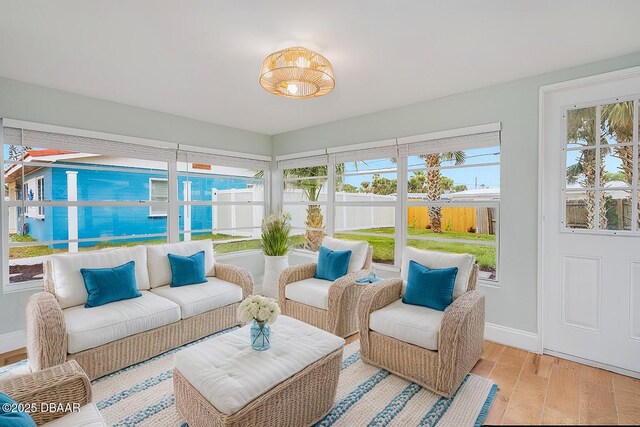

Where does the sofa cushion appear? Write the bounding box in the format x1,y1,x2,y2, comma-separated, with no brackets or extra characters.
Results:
63,291,180,354
147,240,215,288
150,277,243,319
400,247,475,299
322,237,368,273
369,299,443,351
50,246,150,309
43,403,104,427
285,278,330,310
81,260,141,308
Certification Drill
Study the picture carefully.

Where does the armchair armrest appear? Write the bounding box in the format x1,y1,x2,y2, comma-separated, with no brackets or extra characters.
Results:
437,290,485,394
357,278,403,358
26,292,67,373
278,263,317,308
0,360,92,426
326,269,371,334
215,263,254,298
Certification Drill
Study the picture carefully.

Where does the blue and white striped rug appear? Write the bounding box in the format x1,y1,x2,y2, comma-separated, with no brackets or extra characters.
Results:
90,328,496,427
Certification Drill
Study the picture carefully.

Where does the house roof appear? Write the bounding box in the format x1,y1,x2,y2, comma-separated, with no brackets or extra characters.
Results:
3,149,80,183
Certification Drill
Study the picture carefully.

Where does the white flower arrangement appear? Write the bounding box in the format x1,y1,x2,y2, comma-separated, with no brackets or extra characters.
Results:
238,295,280,325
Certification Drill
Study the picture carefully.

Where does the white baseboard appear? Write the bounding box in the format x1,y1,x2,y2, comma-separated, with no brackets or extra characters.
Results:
0,330,26,354
484,322,540,353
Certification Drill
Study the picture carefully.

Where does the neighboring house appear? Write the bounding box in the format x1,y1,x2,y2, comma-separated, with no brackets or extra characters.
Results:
4,150,260,248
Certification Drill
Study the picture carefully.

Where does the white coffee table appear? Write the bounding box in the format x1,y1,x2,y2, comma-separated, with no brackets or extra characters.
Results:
173,315,345,427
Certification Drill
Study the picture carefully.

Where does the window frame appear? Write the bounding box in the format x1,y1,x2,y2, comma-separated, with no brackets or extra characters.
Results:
561,96,640,236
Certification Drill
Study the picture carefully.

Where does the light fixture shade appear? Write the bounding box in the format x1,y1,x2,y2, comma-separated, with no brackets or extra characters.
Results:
259,46,335,98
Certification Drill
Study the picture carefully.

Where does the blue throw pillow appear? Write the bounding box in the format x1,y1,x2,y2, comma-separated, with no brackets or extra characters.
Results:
402,260,458,311
168,251,207,287
81,260,141,308
0,392,36,427
315,246,352,281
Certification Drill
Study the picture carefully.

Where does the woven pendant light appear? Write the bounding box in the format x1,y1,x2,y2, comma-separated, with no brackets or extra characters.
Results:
259,46,335,98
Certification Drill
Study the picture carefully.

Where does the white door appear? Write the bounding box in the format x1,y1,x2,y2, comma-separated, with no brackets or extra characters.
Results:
542,70,640,375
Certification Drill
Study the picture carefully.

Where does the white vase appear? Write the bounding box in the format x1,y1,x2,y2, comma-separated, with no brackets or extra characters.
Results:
262,255,289,298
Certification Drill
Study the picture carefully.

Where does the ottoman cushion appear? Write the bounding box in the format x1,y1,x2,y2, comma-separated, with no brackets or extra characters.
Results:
174,316,344,415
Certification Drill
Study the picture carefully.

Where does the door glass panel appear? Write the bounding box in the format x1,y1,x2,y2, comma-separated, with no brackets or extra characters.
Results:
567,107,596,148
601,101,634,145
603,190,632,231
566,148,597,188
565,191,595,230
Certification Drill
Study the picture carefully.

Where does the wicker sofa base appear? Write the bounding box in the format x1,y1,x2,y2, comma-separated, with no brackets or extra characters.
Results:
285,299,359,338
70,303,240,380
174,348,343,427
363,331,481,398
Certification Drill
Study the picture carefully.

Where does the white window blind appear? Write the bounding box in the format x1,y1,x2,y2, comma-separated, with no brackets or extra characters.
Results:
402,130,501,156
333,145,398,164
278,154,328,170
176,150,269,171
3,128,177,162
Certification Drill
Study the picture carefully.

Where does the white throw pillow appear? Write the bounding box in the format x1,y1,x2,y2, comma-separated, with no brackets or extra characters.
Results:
400,246,475,299
146,240,216,288
321,237,369,273
50,245,149,309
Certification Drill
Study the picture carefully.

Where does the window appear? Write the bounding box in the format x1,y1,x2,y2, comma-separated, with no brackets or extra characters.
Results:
277,125,501,282
406,145,500,281
334,151,398,264
280,156,329,252
176,151,268,254
563,98,639,233
36,176,44,216
149,178,168,217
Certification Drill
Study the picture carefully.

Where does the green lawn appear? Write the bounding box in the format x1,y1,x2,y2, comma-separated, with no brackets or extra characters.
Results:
335,227,497,273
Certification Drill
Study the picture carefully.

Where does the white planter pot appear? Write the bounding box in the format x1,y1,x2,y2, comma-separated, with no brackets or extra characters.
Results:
262,255,289,298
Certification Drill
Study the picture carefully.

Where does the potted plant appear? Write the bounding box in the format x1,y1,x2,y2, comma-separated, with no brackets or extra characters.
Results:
261,213,292,297
238,295,280,351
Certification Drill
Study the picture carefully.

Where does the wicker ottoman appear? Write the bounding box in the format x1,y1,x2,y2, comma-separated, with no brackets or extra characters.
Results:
173,315,345,427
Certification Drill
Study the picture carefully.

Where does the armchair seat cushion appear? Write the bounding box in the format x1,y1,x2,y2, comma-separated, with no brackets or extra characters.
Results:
369,299,443,351
64,291,181,354
285,278,331,310
150,277,243,319
43,403,104,427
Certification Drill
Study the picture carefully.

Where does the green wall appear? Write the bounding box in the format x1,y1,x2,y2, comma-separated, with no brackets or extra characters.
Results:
272,52,640,333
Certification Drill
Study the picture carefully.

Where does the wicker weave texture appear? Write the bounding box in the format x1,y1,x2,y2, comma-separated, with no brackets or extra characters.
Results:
174,348,343,427
279,247,373,337
0,360,91,426
358,264,484,397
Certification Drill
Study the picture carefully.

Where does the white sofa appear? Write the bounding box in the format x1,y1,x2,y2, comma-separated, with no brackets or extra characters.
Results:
26,240,253,380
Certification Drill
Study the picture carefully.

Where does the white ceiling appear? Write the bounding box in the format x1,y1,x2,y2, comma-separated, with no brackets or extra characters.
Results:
1,1,640,136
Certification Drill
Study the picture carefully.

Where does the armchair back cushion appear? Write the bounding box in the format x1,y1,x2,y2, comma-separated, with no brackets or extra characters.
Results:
321,237,369,273
81,260,141,308
402,260,457,311
49,245,149,309
400,247,475,299
146,240,215,288
315,246,352,281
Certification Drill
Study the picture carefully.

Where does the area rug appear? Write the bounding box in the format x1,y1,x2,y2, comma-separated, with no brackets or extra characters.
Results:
89,327,497,427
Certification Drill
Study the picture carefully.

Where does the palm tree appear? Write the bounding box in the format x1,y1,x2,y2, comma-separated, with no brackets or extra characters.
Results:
421,152,465,233
601,101,635,228
566,107,607,229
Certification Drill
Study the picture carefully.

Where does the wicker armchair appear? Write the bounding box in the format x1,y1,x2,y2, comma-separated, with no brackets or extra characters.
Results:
0,360,103,426
358,248,485,397
279,243,373,338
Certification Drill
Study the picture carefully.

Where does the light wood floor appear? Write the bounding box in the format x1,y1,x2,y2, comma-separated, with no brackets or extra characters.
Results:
2,339,639,425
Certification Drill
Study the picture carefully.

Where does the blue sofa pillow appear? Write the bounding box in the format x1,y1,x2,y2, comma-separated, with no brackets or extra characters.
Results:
168,251,207,287
402,260,458,311
81,260,141,308
315,246,352,281
0,392,36,427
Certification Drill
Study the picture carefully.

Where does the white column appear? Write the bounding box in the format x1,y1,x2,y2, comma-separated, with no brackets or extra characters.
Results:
212,188,219,233
230,190,237,230
66,171,78,253
183,181,192,241
167,162,179,243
